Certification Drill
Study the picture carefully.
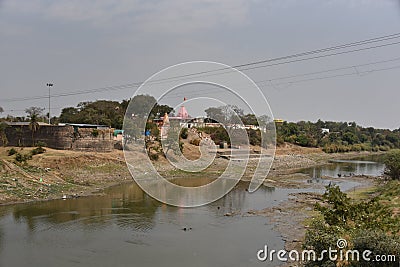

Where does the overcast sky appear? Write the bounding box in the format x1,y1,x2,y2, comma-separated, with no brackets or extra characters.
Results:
0,0,399,129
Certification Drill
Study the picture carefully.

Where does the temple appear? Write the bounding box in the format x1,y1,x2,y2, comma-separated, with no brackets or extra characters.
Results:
157,98,203,139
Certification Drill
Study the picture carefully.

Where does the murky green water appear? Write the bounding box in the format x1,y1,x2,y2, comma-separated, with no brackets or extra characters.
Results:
0,159,385,267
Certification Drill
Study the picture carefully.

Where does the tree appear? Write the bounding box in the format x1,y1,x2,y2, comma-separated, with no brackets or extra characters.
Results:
384,149,400,180
126,95,157,118
241,114,258,125
151,104,174,118
205,107,225,123
0,122,8,146
25,107,44,121
25,107,44,146
342,132,359,145
15,127,23,146
59,107,79,123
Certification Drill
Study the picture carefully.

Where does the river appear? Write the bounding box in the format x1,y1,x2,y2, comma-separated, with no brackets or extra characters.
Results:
0,158,385,267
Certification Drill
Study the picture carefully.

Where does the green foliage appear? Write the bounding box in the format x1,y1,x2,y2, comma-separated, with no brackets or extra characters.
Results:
151,104,174,118
14,152,32,164
149,153,159,161
145,121,160,137
198,126,230,145
36,141,47,147
248,129,261,146
7,148,17,156
276,120,400,152
241,114,258,125
384,149,400,179
31,146,46,155
60,100,124,128
180,128,188,139
296,134,314,147
58,96,173,130
304,185,400,266
315,185,351,227
352,229,400,267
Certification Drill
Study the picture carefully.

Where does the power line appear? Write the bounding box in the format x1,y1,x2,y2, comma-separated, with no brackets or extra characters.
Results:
1,32,400,103
4,63,399,114
157,57,400,99
259,64,400,88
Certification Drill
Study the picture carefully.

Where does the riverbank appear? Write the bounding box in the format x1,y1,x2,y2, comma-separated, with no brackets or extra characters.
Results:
0,145,384,205
0,145,389,267
0,147,132,204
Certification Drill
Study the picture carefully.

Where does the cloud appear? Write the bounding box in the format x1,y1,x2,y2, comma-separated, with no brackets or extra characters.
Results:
2,0,254,34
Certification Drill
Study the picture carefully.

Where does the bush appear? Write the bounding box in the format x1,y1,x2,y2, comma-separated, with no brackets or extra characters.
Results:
352,230,400,266
31,146,46,155
14,152,32,164
198,126,230,145
304,185,400,266
149,153,159,161
36,141,47,147
7,148,17,156
180,128,188,139
384,149,400,179
248,129,261,146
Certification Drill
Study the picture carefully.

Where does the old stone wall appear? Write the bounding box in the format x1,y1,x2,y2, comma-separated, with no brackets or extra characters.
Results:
4,125,114,152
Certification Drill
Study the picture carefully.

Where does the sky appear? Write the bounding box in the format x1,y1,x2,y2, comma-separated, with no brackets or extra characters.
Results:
0,0,399,129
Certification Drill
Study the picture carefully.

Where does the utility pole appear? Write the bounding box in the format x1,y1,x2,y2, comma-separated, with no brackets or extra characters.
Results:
46,83,53,124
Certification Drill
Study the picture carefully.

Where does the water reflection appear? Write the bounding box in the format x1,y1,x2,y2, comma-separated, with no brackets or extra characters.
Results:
0,181,287,267
302,158,385,179
9,183,158,233
0,159,380,267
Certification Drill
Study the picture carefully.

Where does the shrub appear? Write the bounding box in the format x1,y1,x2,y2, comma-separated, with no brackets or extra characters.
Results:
384,149,400,179
304,185,400,266
31,146,46,155
7,148,17,156
180,128,188,139
149,153,159,161
248,129,261,146
36,141,47,147
14,152,32,164
352,230,400,266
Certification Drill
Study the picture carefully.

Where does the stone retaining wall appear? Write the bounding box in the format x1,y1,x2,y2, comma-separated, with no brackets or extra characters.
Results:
4,125,114,152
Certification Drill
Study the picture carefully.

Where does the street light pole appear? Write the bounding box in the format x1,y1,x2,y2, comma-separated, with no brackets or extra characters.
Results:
46,83,53,124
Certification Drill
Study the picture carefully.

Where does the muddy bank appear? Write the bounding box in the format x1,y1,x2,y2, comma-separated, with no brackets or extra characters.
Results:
0,147,132,204
0,145,384,206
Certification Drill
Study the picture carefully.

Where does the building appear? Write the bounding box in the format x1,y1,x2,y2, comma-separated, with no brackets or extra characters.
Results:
321,128,330,134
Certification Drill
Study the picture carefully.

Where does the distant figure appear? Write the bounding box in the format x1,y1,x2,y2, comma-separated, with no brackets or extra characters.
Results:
337,173,342,178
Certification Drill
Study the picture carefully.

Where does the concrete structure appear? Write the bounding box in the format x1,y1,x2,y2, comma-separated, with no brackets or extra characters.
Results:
321,128,330,134
4,122,114,152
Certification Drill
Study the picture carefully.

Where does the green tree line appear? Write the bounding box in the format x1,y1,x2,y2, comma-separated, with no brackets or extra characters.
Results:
276,120,400,152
